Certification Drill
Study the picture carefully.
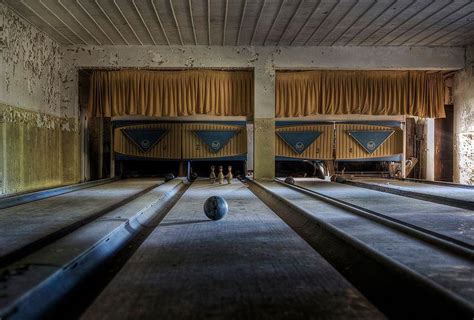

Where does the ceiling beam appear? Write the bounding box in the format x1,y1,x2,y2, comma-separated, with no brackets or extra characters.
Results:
58,0,101,45
317,0,359,46
113,0,143,45
132,0,156,45
401,1,472,45
304,0,340,45
169,0,184,45
151,0,170,46
357,0,415,46
289,0,321,46
95,0,129,45
386,0,454,46
188,0,198,45
264,0,285,46
277,0,303,46
251,0,267,45
432,15,474,45
373,0,435,46
207,0,211,45
330,0,376,46
39,0,87,44
223,0,228,45
343,0,396,46
236,0,248,46
19,0,74,44
76,0,114,45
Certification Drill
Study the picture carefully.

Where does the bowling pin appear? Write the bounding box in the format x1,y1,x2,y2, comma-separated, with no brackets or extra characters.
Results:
226,165,233,184
209,165,216,184
217,166,225,184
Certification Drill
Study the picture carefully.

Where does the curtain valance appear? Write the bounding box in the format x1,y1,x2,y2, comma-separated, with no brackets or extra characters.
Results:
88,70,253,117
276,70,445,118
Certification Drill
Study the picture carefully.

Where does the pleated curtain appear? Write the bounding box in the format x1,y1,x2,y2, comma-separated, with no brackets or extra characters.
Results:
276,71,445,118
88,70,253,117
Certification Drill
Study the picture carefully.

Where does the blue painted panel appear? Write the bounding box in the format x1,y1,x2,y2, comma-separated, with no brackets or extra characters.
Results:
336,155,402,162
348,130,394,154
193,130,239,153
276,131,322,154
189,155,247,161
337,121,403,128
113,120,247,128
276,121,333,127
115,153,180,161
122,128,168,152
276,156,323,161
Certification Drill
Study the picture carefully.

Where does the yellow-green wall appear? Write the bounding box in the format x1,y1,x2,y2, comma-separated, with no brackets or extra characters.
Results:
0,104,80,195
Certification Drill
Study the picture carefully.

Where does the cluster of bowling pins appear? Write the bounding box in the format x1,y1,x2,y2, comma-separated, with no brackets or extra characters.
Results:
209,165,233,184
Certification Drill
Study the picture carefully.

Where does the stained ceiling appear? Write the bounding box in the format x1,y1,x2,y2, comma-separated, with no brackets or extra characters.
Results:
3,0,474,47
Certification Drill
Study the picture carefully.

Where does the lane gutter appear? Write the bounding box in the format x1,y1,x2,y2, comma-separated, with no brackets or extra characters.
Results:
0,178,119,210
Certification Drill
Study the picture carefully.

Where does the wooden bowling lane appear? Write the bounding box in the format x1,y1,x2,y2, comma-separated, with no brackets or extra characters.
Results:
82,179,383,319
295,179,474,247
346,178,474,210
0,179,161,263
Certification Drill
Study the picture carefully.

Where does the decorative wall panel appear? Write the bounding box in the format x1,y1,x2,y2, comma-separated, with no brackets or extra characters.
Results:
114,123,181,160
182,122,247,160
335,123,403,160
275,123,333,160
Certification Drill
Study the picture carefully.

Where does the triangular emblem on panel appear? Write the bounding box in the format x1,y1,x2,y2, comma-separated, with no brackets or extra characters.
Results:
277,131,322,154
122,128,168,152
348,130,395,154
193,130,238,153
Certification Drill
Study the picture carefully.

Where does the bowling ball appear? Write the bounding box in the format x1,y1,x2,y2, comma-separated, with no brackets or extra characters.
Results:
164,173,175,182
284,177,295,185
204,196,228,221
335,176,345,183
189,172,198,182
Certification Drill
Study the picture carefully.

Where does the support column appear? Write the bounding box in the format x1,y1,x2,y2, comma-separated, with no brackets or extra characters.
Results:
453,46,474,184
425,118,435,181
253,61,275,180
0,120,5,195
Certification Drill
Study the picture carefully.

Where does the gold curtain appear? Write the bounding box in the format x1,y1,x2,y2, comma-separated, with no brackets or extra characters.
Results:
276,71,445,118
88,70,253,117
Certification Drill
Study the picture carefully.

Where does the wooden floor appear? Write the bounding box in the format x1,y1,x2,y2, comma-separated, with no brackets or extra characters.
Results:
297,180,474,246
0,179,160,260
82,179,383,319
262,180,474,304
352,178,474,204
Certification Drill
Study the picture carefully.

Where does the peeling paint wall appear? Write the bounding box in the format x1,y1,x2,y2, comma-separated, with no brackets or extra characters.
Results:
0,4,80,195
454,47,474,185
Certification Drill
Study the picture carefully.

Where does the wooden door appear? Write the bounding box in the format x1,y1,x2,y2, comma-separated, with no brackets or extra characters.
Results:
435,105,453,181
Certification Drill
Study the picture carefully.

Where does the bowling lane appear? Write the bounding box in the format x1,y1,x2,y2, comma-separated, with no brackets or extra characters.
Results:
349,178,474,207
0,179,161,260
295,179,474,246
82,179,383,319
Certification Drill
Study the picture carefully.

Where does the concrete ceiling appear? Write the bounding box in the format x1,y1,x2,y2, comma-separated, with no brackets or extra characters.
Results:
4,0,474,47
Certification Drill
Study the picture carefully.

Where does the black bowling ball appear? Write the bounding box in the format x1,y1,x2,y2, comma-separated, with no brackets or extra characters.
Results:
189,172,198,182
164,173,175,182
284,176,295,185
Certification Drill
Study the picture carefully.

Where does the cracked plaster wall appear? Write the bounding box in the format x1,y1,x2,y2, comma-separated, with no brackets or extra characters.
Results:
0,4,79,194
454,46,474,185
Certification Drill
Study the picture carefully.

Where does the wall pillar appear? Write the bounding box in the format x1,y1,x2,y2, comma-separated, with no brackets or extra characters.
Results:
253,62,275,180
453,46,474,184
425,119,435,181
